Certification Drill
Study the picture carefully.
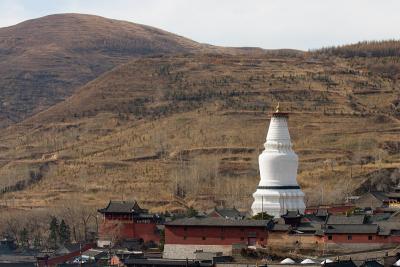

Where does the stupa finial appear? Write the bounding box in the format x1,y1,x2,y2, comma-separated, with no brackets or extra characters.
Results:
275,102,280,113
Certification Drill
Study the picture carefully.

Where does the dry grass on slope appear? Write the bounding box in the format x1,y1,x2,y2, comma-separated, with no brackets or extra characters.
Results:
0,53,399,214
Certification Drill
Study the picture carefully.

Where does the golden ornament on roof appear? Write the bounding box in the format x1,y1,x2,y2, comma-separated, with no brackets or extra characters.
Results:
275,102,280,113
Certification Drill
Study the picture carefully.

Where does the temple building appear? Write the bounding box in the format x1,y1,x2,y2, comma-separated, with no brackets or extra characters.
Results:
97,200,160,247
251,104,306,217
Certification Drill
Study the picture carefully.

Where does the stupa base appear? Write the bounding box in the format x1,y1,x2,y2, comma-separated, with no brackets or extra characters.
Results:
251,188,306,218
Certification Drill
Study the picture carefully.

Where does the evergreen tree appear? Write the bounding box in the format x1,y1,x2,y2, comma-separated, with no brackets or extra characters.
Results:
186,206,198,218
59,219,71,245
19,228,29,249
33,234,42,249
49,217,59,248
251,212,273,220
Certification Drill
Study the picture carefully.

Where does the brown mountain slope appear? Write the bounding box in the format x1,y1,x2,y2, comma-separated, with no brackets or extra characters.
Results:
0,13,211,127
0,53,399,214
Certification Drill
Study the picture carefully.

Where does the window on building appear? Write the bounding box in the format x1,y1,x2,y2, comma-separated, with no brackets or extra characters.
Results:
368,235,373,240
347,235,352,240
202,237,206,240
328,235,333,240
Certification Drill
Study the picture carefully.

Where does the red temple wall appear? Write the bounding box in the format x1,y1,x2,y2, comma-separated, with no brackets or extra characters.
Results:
324,234,400,244
165,225,268,246
99,219,159,243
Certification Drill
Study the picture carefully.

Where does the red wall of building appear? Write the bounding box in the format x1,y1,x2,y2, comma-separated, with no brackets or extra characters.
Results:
324,234,400,244
165,225,268,246
133,222,160,242
99,219,159,243
305,205,355,215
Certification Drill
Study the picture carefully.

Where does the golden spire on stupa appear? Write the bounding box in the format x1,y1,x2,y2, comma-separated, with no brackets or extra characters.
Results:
275,102,280,113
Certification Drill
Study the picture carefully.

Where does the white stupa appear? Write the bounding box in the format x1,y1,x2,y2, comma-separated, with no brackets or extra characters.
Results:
251,103,306,217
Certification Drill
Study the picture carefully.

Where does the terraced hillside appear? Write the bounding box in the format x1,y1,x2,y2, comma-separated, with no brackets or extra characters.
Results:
0,13,213,127
0,53,399,214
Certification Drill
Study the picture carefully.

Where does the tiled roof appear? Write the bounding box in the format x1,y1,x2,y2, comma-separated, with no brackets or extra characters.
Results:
124,258,206,266
324,224,378,234
368,213,391,223
323,260,357,267
303,214,326,223
82,249,107,258
0,263,36,267
166,217,270,227
282,210,302,219
98,201,142,214
370,191,390,202
213,207,242,219
377,221,400,235
296,222,322,232
269,223,291,232
326,214,365,225
315,208,329,217
360,260,383,267
385,192,400,198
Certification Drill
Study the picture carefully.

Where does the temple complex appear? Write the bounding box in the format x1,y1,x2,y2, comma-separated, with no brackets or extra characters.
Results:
251,104,306,217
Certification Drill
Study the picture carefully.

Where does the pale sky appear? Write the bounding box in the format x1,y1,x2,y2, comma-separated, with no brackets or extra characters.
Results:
0,0,399,50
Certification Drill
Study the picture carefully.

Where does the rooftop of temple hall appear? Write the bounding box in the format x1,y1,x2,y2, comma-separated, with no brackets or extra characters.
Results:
98,200,145,214
165,216,270,227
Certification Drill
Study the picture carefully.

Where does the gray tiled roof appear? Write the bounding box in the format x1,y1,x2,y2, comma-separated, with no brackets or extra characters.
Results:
166,217,270,227
303,214,326,223
326,214,365,225
296,222,322,232
124,258,206,266
385,192,400,199
213,207,243,219
82,249,107,258
324,260,357,267
269,223,291,232
360,260,383,267
0,263,36,267
315,208,329,217
377,221,400,235
282,210,302,218
324,224,378,234
368,213,391,223
370,191,390,202
98,201,141,213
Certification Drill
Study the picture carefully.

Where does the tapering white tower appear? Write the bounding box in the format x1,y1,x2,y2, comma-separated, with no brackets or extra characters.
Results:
251,104,305,217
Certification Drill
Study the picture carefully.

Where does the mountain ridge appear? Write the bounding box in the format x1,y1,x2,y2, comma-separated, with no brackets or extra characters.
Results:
0,13,212,127
0,14,399,215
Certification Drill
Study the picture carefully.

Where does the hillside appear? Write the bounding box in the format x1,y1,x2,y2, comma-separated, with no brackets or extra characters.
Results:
0,13,212,127
0,52,399,214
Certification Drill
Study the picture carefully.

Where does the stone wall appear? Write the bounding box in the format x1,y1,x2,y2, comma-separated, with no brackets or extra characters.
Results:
268,232,324,252
163,244,232,259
